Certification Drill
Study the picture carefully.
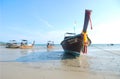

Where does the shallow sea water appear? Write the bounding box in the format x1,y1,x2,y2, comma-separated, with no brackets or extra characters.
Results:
0,44,120,74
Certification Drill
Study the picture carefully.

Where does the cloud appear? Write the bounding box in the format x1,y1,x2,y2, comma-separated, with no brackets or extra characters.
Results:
39,19,54,28
31,13,54,28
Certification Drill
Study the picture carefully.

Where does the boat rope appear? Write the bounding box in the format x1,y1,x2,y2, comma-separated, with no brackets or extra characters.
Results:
82,32,88,54
88,12,93,30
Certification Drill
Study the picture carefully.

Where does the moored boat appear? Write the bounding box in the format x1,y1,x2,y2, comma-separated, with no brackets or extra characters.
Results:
6,40,19,48
47,41,54,49
61,10,92,56
20,40,35,49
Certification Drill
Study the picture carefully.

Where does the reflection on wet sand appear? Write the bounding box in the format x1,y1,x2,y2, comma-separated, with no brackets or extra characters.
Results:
0,45,89,72
19,49,34,55
61,53,81,67
47,48,54,52
14,50,89,72
60,53,89,72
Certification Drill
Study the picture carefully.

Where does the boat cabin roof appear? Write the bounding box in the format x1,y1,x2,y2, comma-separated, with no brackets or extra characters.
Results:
22,40,27,41
65,32,76,35
64,32,76,37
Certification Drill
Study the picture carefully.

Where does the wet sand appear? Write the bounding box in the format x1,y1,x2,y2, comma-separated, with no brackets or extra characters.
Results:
0,45,120,79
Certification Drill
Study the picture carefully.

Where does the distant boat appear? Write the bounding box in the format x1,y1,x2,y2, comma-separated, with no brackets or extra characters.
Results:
110,43,114,46
61,10,92,56
6,40,19,48
47,41,54,49
20,40,35,49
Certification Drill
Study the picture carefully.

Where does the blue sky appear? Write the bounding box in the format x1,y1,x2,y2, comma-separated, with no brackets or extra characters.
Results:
0,0,120,44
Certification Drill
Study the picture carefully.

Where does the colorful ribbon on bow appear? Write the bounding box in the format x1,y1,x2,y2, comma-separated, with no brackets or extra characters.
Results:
82,32,88,54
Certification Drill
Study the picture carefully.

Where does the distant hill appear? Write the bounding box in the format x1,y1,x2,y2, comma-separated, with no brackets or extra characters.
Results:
0,42,6,45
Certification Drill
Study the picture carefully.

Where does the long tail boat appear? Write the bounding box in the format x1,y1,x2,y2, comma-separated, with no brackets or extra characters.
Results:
6,40,19,48
61,10,92,56
47,41,54,49
20,40,35,49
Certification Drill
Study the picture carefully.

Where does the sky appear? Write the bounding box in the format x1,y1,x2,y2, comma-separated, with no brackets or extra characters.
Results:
0,0,120,44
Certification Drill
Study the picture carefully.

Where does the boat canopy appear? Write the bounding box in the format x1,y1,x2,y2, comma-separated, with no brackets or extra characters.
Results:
64,32,76,37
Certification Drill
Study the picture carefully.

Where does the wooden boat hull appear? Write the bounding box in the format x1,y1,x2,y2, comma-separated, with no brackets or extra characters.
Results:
61,34,91,56
47,45,54,49
6,43,19,48
6,46,19,48
20,45,33,49
61,34,83,56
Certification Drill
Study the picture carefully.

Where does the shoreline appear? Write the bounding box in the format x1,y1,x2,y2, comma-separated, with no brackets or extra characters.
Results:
0,45,120,79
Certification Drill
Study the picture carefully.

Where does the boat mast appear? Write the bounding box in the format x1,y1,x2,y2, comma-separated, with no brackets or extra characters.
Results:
74,20,76,34
82,10,92,33
82,10,92,54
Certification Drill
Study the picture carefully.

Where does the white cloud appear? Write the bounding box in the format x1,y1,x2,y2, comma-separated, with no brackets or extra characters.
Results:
39,19,54,28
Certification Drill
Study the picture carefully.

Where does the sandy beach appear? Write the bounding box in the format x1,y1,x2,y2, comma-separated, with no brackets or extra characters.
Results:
0,45,120,79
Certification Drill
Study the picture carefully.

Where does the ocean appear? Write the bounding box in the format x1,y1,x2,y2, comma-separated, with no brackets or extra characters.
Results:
0,44,120,62
0,44,120,74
